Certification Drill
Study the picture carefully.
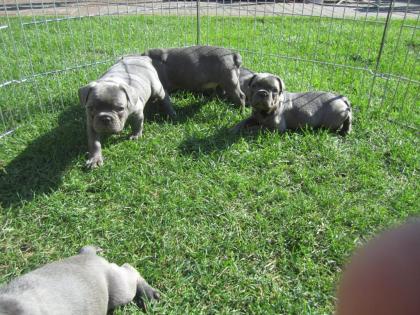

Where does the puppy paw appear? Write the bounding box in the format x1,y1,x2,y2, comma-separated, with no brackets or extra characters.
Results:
129,133,142,141
86,155,104,169
136,284,160,310
145,285,160,301
230,125,242,134
167,109,177,119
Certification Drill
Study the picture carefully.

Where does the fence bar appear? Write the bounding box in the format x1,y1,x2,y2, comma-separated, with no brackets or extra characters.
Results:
368,0,395,108
196,0,201,45
1,0,418,132
0,127,17,140
2,48,419,90
0,60,112,88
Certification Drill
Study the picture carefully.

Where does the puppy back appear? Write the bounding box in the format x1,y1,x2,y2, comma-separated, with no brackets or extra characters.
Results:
0,297,31,315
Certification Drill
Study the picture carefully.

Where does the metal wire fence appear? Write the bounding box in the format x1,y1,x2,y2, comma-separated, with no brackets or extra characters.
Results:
0,0,419,134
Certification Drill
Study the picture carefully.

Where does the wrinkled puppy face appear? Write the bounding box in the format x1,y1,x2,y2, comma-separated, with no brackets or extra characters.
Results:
81,82,131,134
248,73,285,112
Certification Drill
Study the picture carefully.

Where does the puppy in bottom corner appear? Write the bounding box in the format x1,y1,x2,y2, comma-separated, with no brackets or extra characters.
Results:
233,70,352,135
79,55,176,169
0,246,159,315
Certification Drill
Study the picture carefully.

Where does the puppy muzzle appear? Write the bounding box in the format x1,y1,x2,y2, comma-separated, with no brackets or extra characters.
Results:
251,92,276,112
93,113,124,134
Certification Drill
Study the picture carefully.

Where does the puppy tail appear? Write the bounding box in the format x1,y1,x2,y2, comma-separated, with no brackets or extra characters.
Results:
339,98,352,136
144,49,167,63
79,245,102,255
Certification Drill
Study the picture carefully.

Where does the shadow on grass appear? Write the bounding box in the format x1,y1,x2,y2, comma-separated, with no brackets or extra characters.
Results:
0,104,87,210
178,126,253,156
178,122,349,156
173,101,207,124
0,97,206,209
145,99,206,125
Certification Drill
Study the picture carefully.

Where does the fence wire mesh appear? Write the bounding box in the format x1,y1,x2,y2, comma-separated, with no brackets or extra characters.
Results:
0,0,419,134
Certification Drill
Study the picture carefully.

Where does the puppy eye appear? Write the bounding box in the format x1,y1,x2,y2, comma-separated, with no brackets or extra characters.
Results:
116,107,124,112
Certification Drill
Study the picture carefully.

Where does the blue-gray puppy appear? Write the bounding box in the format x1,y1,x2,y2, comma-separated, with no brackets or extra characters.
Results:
234,70,352,135
0,246,159,315
79,55,176,169
143,45,246,110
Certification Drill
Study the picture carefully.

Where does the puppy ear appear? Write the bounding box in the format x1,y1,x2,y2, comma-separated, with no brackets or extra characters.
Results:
79,82,96,106
275,76,285,93
248,74,258,87
274,76,285,103
120,83,139,107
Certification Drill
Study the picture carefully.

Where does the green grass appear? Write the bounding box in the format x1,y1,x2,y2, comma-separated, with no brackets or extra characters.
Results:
0,15,419,314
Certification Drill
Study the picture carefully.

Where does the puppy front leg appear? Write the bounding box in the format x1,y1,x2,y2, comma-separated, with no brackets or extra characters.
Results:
86,126,103,169
129,110,144,140
107,263,159,312
135,273,160,310
231,116,260,134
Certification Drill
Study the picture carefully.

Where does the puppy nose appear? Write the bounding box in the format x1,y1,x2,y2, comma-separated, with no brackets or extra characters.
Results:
257,90,269,98
100,116,112,123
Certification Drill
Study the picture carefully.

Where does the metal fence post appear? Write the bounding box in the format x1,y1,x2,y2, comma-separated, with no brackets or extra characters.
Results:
196,0,201,45
368,0,395,109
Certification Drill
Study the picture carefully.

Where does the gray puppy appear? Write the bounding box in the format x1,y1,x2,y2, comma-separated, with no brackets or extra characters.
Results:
0,246,159,315
234,71,352,135
143,45,246,110
79,55,176,169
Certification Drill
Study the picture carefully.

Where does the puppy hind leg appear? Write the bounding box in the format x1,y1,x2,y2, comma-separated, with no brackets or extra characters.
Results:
156,87,176,118
161,93,177,118
222,70,246,112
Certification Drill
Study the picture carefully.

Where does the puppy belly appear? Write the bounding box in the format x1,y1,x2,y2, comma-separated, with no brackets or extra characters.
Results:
284,111,316,130
201,82,218,90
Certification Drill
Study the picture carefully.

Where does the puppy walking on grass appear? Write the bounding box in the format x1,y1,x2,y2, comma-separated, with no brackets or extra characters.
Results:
79,55,176,169
143,45,246,111
234,70,352,135
0,246,159,315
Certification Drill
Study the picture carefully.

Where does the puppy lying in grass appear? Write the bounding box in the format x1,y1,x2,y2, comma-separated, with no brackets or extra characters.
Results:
0,246,159,315
234,69,352,135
